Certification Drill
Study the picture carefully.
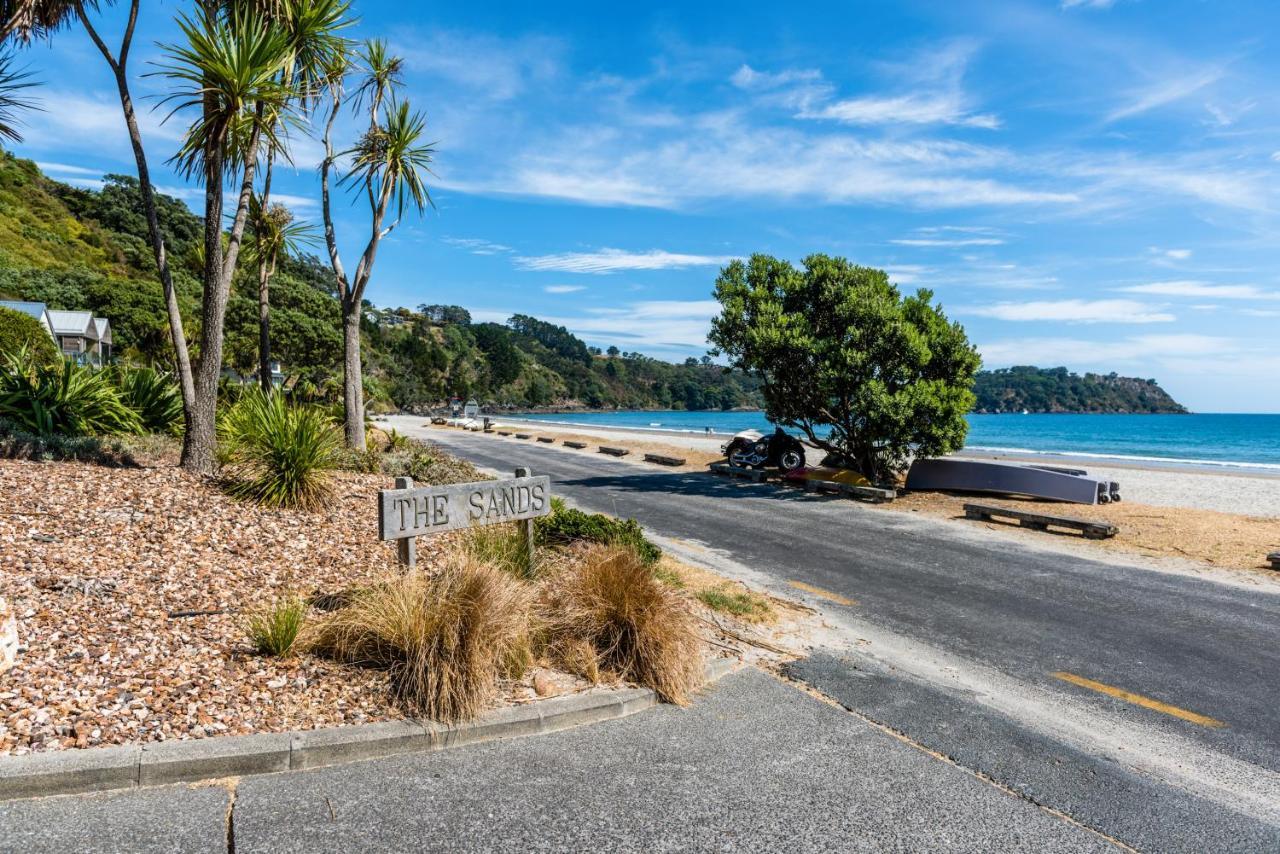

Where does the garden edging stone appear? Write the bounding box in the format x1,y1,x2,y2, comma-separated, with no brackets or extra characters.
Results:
0,656,739,801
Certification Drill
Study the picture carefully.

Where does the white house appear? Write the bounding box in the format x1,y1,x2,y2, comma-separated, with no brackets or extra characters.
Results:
0,300,56,342
46,310,113,366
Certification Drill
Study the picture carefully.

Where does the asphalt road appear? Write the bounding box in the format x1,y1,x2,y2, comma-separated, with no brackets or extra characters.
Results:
403,422,1280,850
1,670,1110,853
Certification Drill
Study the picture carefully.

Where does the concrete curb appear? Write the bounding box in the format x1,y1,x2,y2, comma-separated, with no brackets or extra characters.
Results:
0,656,739,802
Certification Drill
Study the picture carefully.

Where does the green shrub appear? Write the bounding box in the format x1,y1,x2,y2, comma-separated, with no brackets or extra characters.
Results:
536,499,661,566
0,417,137,465
695,588,772,621
0,346,143,437
112,364,183,436
246,597,307,657
0,306,58,367
221,389,342,510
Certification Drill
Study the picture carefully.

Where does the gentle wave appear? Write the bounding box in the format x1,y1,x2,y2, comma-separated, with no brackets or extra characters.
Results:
961,445,1280,472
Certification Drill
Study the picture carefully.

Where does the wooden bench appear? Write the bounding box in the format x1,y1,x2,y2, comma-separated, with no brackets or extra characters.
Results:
1268,551,1280,571
709,462,769,483
514,433,532,440
564,441,588,449
644,453,686,467
598,446,629,457
536,437,555,443
802,479,895,503
964,503,1118,540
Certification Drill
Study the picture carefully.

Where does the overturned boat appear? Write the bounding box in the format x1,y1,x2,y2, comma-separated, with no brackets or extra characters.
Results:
906,458,1120,505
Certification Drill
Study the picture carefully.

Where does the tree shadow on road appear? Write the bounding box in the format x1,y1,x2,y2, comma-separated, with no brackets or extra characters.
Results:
556,469,854,504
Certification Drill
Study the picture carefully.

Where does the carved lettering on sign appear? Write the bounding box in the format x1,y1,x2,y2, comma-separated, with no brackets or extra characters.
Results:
379,476,552,540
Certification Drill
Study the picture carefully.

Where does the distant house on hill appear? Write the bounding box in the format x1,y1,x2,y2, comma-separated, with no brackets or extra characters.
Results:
47,310,112,366
0,300,55,341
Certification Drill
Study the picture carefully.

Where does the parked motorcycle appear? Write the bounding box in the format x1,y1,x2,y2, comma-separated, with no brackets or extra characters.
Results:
722,427,807,472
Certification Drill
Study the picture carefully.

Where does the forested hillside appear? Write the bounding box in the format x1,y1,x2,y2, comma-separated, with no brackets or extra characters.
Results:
974,366,1187,414
0,153,761,411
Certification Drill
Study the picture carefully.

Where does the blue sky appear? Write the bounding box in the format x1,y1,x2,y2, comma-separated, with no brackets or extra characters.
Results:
8,0,1280,411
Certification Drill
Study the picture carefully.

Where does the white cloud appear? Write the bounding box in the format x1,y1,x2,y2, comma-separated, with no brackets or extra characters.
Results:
1106,67,1225,123
514,248,737,274
1061,0,1118,9
442,237,513,256
23,90,185,147
1242,308,1280,317
1119,281,1280,300
532,300,722,353
800,91,1000,129
1161,248,1192,260
964,299,1175,324
544,285,585,294
730,65,823,90
395,30,560,101
979,333,1233,368
35,161,103,176
891,237,1004,247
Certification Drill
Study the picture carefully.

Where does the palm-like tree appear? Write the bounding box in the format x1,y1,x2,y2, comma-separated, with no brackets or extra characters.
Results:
245,195,315,391
154,3,294,472
0,47,36,142
321,46,434,449
0,0,95,42
248,0,349,401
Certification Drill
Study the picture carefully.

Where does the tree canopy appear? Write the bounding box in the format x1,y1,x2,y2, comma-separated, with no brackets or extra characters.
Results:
709,253,980,483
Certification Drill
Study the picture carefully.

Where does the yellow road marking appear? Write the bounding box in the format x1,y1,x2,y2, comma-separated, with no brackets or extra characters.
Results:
788,581,858,606
1051,671,1225,728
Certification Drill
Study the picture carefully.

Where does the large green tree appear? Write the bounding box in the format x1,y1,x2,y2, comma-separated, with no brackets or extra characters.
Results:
709,253,980,484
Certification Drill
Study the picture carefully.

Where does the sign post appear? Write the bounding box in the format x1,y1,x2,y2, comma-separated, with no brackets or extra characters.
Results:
379,469,552,570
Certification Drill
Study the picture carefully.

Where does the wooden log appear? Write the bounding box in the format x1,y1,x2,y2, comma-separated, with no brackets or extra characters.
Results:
598,446,630,457
497,431,512,437
1268,551,1280,571
536,436,555,443
644,453,686,466
800,478,894,503
963,502,1118,540
564,441,588,449
515,433,532,440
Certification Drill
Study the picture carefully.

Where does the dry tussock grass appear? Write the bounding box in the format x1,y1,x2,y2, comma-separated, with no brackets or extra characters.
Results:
305,556,533,722
541,545,703,704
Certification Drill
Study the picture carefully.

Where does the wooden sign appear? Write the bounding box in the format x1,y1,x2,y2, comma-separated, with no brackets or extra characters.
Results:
378,468,550,568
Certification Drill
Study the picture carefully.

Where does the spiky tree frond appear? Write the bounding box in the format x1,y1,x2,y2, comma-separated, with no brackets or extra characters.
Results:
152,4,294,181
340,97,434,219
0,48,38,142
351,37,401,119
0,0,105,42
245,194,316,267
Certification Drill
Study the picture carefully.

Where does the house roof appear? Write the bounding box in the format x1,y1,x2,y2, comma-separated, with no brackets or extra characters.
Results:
47,310,97,338
0,300,49,323
91,317,112,344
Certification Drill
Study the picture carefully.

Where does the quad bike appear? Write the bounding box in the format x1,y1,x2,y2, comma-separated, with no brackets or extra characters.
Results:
722,426,807,472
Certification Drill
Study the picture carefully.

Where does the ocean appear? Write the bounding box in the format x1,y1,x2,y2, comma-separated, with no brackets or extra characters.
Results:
512,410,1280,472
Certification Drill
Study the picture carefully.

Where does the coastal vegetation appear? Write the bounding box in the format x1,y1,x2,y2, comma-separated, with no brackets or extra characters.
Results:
974,366,1186,414
710,253,981,484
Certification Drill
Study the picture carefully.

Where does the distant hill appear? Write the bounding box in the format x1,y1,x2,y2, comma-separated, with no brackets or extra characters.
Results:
974,366,1187,414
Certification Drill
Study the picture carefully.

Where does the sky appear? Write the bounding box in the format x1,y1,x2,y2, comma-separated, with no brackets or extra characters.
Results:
7,0,1280,412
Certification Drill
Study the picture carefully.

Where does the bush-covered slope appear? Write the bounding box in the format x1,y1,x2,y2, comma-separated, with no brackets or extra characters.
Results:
974,366,1187,414
0,153,760,411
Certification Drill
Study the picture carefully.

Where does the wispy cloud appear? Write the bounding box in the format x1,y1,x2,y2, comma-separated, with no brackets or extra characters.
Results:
964,298,1175,323
544,284,585,294
800,91,999,129
442,237,513,255
535,300,721,353
394,29,561,101
979,333,1232,368
514,248,736,274
1106,67,1225,122
1119,281,1280,300
1061,0,1118,9
891,237,1004,247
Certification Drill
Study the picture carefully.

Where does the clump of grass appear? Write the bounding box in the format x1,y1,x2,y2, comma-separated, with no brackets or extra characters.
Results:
220,389,342,510
653,564,686,589
246,597,307,657
0,417,138,466
695,587,773,621
306,557,533,722
543,545,702,704
465,522,536,578
536,499,661,566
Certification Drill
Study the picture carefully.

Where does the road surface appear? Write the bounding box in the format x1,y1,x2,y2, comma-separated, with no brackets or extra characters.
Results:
401,420,1280,852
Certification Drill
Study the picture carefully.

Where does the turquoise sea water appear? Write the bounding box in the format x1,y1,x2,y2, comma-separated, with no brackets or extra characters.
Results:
514,411,1280,471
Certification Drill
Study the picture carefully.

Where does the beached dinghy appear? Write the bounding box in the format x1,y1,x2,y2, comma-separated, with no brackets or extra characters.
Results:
906,458,1116,505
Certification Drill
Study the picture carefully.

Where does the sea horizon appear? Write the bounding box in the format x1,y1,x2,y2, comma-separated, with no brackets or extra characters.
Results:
508,409,1280,472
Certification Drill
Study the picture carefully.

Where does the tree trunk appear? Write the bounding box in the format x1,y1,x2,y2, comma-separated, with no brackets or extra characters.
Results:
257,259,273,394
181,147,228,475
342,305,365,450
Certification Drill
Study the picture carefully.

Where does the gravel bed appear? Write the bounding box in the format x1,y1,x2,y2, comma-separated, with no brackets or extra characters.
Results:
0,459,487,756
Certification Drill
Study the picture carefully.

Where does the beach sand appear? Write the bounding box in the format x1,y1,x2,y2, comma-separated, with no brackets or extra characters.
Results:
406,417,1280,575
